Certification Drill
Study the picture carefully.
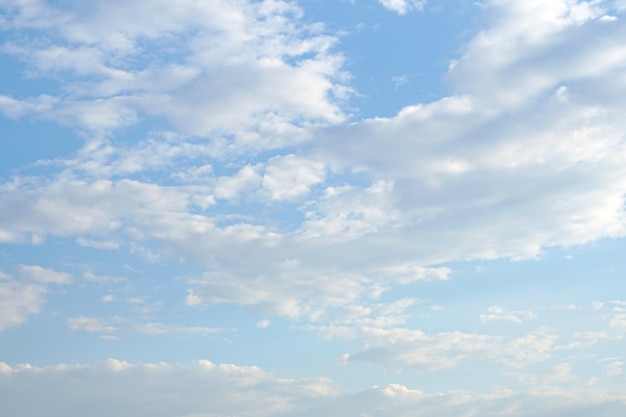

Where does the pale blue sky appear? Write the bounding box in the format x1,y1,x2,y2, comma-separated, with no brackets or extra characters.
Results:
1,1,626,416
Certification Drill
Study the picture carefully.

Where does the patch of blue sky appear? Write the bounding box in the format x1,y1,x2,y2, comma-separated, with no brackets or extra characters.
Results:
301,1,482,119
374,240,626,347
0,53,86,175
0,117,81,177
0,53,60,96
426,251,622,318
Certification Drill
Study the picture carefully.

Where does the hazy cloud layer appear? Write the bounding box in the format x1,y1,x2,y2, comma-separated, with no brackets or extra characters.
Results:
1,360,626,417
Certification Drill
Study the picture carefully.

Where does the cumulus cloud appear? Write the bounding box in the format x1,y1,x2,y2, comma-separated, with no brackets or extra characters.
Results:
1,0,626,357
318,0,626,265
261,154,326,201
214,165,263,201
3,0,626,314
0,177,195,244
0,0,347,144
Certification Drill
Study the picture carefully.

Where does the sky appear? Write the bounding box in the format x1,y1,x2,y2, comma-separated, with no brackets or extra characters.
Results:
1,0,626,415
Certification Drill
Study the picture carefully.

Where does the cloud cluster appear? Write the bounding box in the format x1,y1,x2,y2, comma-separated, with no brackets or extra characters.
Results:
318,0,626,264
1,0,626,348
0,0,347,146
1,3,626,410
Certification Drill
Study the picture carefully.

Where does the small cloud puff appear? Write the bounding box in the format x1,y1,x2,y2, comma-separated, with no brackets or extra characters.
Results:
256,320,271,328
102,294,115,302
480,306,538,324
378,0,426,15
18,265,73,285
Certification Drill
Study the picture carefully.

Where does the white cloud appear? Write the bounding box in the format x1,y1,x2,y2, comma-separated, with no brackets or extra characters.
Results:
306,298,420,339
133,323,224,336
214,165,263,201
0,0,347,144
610,314,626,330
186,268,367,320
317,0,626,265
67,316,224,337
0,359,625,417
0,273,46,331
67,316,118,334
377,264,451,284
480,306,538,324
1,0,626,347
261,155,326,201
300,180,399,240
257,320,271,328
391,75,409,88
0,94,46,118
0,359,333,417
340,327,557,371
0,266,75,331
83,271,125,284
0,178,194,244
518,362,576,385
63,136,217,179
17,264,73,285
378,0,426,15
604,360,624,377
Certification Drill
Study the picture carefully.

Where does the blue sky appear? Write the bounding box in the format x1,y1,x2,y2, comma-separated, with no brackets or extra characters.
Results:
1,0,626,415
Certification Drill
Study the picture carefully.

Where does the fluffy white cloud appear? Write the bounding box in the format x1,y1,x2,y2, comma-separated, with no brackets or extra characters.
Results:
2,0,626,341
214,165,263,201
0,0,347,145
0,273,46,331
261,154,325,200
300,180,398,240
317,0,626,265
0,359,625,417
3,2,626,411
0,178,195,243
0,266,75,331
